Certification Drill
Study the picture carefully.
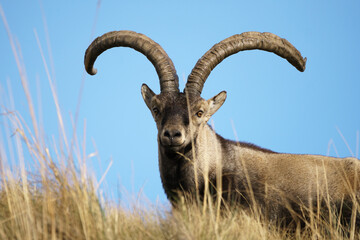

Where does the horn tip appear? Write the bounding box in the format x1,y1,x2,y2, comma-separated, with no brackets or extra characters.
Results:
300,57,307,72
88,68,98,75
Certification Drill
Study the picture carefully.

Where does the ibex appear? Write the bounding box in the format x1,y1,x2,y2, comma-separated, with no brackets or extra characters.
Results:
84,31,359,224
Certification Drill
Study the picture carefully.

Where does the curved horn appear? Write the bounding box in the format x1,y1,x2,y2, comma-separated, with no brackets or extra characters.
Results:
84,30,179,93
185,32,307,96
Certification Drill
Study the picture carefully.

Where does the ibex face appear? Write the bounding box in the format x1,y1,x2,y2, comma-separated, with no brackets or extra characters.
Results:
141,84,226,153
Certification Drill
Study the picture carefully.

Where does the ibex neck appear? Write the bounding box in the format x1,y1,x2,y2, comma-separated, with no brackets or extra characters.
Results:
158,124,222,201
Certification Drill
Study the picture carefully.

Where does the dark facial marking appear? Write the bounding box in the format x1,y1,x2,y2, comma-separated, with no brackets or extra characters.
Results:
159,93,190,127
182,113,189,126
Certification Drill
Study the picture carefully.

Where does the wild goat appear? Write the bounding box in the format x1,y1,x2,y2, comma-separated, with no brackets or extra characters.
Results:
84,31,359,224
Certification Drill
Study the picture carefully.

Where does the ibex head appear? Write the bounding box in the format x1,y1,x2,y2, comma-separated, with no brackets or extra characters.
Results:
141,87,226,153
84,31,306,155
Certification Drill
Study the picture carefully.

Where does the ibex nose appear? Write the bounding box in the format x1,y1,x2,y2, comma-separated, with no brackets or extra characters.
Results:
161,127,185,147
164,130,182,140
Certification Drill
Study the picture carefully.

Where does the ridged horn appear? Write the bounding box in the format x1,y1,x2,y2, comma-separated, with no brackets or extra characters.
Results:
84,30,179,93
185,32,307,96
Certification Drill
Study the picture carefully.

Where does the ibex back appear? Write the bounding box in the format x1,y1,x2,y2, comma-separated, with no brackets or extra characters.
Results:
84,31,359,224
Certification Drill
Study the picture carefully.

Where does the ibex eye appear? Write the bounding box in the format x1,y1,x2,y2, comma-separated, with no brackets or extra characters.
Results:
196,110,204,118
153,107,159,115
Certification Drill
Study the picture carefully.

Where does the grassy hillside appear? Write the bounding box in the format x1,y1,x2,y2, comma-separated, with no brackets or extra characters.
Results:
0,144,358,239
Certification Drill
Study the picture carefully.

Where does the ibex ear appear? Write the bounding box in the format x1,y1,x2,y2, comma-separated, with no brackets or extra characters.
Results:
206,91,227,117
141,84,155,110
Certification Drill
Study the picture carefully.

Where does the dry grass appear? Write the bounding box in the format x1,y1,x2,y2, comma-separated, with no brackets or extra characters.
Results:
0,153,358,240
1,4,359,240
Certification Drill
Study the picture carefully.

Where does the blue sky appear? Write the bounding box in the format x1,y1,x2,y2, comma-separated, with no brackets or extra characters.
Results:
1,1,359,205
